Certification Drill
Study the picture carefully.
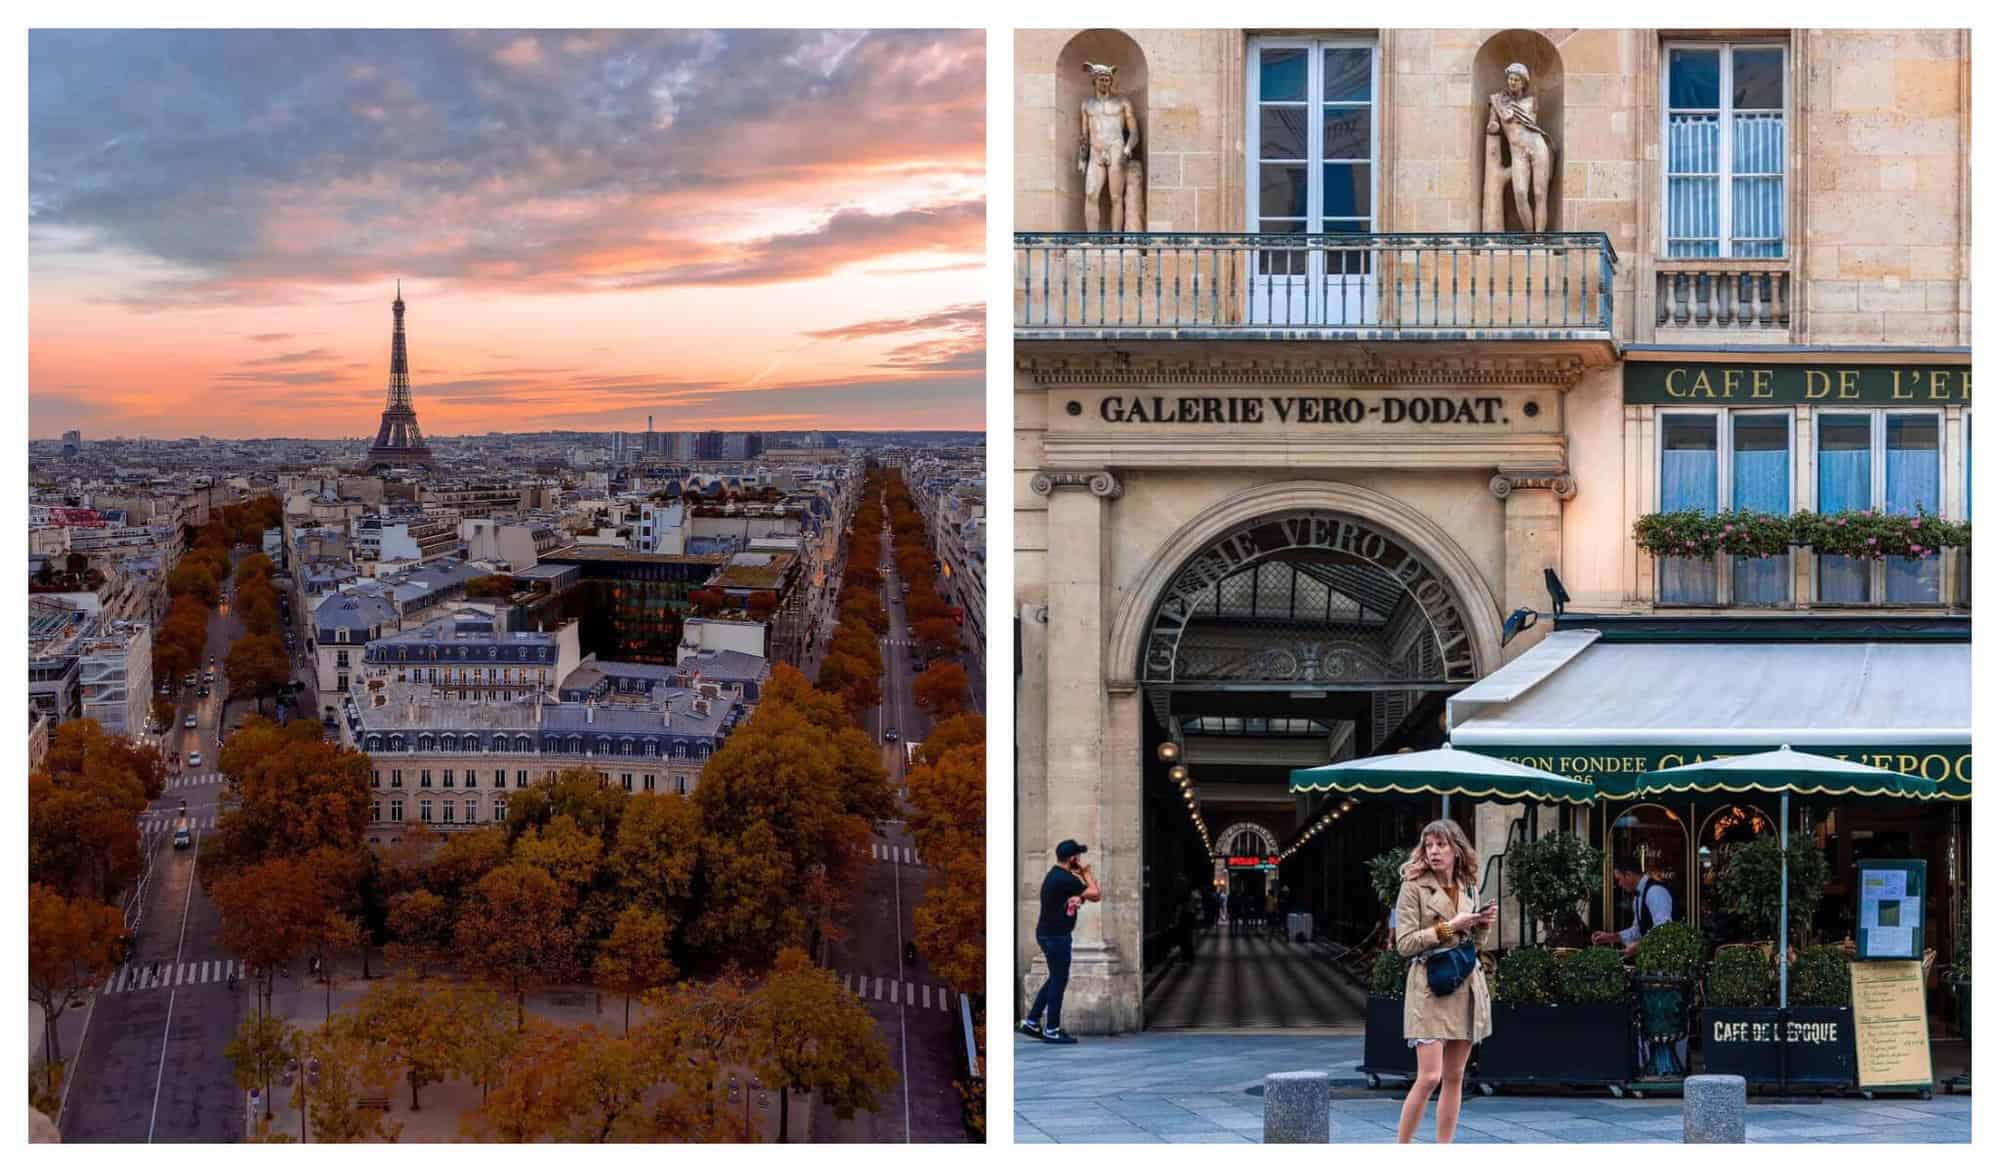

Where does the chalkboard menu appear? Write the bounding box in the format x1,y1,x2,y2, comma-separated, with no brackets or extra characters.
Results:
1851,960,1933,1090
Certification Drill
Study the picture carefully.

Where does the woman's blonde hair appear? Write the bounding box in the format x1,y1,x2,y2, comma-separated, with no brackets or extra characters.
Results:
1401,818,1480,889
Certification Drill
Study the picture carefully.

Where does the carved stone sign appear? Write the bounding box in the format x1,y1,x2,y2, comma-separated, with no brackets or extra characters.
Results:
1142,511,1478,685
1055,389,1556,435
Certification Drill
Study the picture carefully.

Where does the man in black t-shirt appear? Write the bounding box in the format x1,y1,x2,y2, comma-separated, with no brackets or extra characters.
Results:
1018,839,1101,1044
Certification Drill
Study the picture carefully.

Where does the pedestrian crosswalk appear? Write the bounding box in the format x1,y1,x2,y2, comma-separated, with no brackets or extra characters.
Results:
140,813,217,842
871,842,923,866
162,772,225,791
836,971,957,1014
103,958,243,995
879,637,923,648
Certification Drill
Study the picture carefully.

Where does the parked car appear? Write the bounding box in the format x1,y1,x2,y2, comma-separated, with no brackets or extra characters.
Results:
183,673,197,687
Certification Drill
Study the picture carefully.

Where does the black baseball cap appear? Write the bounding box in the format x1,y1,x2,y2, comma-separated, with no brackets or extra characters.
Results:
1056,839,1088,862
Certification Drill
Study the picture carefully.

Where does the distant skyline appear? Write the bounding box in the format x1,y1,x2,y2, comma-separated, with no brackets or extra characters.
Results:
29,29,985,440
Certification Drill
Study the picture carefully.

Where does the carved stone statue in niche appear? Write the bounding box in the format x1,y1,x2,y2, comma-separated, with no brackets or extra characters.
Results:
1078,62,1141,232
1484,63,1554,232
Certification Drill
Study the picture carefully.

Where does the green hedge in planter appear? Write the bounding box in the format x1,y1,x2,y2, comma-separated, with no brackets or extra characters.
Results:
1371,950,1406,998
1559,946,1630,1005
1792,945,1852,1008
1706,946,1775,1008
1632,921,1706,981
1494,946,1559,1006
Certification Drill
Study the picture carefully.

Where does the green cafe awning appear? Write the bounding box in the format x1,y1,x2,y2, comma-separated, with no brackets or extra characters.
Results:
1450,632,1970,800
1632,744,1938,801
1290,744,1596,804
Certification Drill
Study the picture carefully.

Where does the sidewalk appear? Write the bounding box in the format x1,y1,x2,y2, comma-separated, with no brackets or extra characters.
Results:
1014,1033,1971,1143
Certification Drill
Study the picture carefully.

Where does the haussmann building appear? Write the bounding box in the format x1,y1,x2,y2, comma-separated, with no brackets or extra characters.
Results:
1013,28,1970,1036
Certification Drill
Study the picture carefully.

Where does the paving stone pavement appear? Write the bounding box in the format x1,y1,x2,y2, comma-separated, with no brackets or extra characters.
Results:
1014,1033,1971,1143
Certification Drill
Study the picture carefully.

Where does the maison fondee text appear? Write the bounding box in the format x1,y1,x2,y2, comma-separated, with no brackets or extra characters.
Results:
1624,362,1971,406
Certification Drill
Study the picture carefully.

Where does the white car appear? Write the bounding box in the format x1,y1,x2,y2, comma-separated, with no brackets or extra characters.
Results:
187,751,202,767
184,714,197,729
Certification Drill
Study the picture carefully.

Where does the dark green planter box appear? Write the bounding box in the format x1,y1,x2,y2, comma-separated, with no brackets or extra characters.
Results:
1476,1001,1634,1089
1360,994,1416,1081
1699,1006,1856,1089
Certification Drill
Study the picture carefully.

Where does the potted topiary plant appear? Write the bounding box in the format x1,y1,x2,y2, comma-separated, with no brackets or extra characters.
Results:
1359,856,1418,1085
1504,832,1602,947
1699,942,1854,1089
1713,833,1831,957
1632,921,1705,1081
1475,943,1634,1092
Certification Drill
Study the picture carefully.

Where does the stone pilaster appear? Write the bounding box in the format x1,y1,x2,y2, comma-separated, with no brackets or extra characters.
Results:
1023,468,1139,1033
1490,470,1574,656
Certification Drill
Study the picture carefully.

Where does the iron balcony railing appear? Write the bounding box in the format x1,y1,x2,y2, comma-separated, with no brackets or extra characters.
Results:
1015,231,1617,336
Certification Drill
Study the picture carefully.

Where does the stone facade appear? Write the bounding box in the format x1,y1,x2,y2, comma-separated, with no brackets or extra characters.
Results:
1014,27,1970,1031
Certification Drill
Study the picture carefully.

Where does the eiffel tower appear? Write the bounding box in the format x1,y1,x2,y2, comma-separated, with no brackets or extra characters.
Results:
364,282,435,473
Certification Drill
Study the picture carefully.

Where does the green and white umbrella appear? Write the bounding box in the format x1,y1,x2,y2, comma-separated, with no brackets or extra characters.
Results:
1632,745,1938,1008
1290,743,1596,814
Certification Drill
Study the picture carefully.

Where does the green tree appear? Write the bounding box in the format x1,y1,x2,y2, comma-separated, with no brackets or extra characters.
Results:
503,769,629,844
750,948,897,1141
226,1011,297,1121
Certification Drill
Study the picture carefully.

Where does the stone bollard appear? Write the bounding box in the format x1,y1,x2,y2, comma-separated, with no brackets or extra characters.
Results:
1262,1070,1329,1144
1683,1074,1747,1143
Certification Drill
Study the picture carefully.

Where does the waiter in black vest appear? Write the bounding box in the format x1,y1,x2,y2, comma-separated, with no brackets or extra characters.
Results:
1592,857,1675,957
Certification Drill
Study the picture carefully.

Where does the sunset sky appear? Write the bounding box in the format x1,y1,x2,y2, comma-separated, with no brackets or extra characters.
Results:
28,29,985,439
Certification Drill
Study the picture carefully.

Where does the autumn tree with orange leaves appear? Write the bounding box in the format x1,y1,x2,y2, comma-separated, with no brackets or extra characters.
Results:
28,884,126,1096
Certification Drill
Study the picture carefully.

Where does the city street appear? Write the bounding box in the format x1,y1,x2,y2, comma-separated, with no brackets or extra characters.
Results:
811,519,975,1142
56,566,250,1141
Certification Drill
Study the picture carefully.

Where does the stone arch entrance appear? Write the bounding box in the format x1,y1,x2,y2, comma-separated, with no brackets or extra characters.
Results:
1126,484,1497,1029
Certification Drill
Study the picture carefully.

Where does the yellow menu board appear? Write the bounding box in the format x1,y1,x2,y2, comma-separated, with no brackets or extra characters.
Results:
1850,960,1932,1089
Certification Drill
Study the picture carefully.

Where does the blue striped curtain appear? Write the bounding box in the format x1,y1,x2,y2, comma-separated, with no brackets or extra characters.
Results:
1667,114,1720,258
1731,113,1785,257
1886,436,1941,601
1818,447,1871,602
1660,446,1718,602
1732,446,1790,603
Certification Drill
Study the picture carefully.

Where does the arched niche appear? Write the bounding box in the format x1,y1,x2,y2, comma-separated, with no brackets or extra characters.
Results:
1054,29,1149,232
1472,30,1564,232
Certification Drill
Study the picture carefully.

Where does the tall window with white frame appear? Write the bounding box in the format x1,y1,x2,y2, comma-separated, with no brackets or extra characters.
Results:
1664,43,1787,258
1657,410,1793,606
1815,411,1943,604
1249,38,1376,325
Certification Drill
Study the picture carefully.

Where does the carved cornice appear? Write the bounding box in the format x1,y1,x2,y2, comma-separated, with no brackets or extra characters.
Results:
1490,470,1578,500
1030,469,1123,499
1020,352,1591,388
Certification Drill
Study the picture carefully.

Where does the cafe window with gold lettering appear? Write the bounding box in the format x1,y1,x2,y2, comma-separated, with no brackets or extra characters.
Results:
1657,409,1792,605
1814,409,1942,604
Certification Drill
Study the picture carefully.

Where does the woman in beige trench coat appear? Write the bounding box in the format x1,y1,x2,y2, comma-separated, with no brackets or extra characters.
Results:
1392,818,1495,1143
